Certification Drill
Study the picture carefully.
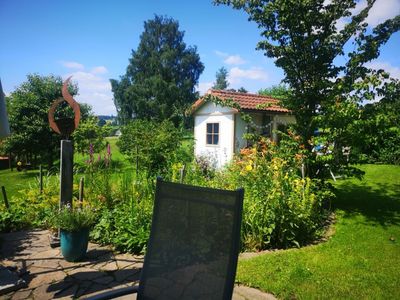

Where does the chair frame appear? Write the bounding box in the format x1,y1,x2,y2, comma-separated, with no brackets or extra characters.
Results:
88,178,244,300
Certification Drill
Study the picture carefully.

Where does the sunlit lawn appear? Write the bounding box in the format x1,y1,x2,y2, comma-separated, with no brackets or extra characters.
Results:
1,134,194,200
0,169,40,201
236,164,400,299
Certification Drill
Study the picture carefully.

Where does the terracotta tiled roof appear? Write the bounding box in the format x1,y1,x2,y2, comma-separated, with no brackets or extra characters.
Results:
192,89,290,113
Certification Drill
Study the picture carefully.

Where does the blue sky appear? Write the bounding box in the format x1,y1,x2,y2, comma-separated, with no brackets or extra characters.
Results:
1,0,399,115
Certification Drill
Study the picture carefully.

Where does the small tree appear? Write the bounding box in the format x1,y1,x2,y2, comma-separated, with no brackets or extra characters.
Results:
117,120,183,176
352,79,400,164
73,117,109,155
2,74,91,167
212,67,229,90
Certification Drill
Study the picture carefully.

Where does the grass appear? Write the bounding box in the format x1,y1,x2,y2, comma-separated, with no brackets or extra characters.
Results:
1,134,194,201
0,169,40,201
74,136,133,171
236,164,400,299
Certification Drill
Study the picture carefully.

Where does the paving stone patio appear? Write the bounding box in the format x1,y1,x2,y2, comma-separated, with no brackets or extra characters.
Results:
0,229,275,299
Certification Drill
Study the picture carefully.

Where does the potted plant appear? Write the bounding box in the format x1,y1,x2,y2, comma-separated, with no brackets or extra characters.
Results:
52,206,96,262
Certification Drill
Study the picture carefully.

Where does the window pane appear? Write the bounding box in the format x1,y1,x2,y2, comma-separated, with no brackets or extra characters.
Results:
207,123,212,134
207,134,213,144
214,123,219,133
213,134,219,145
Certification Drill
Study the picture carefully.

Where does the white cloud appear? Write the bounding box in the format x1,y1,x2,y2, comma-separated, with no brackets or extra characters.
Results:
335,0,400,29
228,67,268,85
215,50,247,65
91,66,108,74
366,0,400,27
215,50,228,57
64,71,114,115
366,61,400,79
196,82,213,95
60,61,84,70
335,17,348,31
224,55,246,65
60,61,115,115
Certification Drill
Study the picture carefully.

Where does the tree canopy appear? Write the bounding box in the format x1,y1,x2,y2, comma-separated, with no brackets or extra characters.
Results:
111,15,204,126
72,117,110,155
117,119,183,176
2,74,91,167
259,84,291,100
212,67,229,90
353,79,400,164
215,0,400,161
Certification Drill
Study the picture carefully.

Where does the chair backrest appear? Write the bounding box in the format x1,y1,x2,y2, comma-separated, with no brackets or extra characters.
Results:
138,178,244,300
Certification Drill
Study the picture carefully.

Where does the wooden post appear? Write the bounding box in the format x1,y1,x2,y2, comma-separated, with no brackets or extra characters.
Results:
60,140,73,208
1,186,9,210
79,177,84,204
39,165,43,193
179,164,186,183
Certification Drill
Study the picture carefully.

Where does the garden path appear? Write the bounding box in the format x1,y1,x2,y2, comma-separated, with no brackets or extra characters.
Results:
0,230,275,299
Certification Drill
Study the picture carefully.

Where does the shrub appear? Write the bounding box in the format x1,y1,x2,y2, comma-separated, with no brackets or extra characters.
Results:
0,207,29,232
117,120,183,176
51,206,97,232
91,177,154,253
185,135,334,251
225,137,334,250
73,117,110,155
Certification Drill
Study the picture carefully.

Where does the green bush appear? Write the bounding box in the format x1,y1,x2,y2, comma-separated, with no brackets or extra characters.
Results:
229,137,333,250
91,177,154,253
50,206,97,232
73,117,110,155
186,135,333,250
117,120,183,176
0,207,29,232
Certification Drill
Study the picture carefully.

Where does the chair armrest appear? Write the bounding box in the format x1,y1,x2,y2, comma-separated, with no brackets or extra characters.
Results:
85,285,139,300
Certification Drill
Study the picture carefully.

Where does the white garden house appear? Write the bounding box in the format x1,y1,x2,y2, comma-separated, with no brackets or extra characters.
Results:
192,89,296,168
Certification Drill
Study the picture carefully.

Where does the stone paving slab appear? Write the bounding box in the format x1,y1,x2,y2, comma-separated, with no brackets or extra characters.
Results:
0,230,276,299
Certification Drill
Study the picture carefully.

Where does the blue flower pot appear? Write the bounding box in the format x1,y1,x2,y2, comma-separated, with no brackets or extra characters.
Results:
60,229,89,262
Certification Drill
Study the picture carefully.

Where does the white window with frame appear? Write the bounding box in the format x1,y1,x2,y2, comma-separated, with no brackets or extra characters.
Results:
206,122,219,145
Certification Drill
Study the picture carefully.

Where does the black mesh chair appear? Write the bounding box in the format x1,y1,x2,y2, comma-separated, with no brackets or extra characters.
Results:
90,178,244,300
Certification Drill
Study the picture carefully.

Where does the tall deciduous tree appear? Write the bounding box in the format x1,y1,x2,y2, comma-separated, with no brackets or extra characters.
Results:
212,67,229,90
215,0,400,159
2,74,91,167
111,15,204,126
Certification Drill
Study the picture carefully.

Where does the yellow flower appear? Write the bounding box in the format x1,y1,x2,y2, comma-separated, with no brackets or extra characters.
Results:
245,164,253,171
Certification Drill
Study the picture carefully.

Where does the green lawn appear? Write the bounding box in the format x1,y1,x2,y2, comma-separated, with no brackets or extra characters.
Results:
236,164,400,299
1,135,193,201
74,136,133,171
0,169,40,201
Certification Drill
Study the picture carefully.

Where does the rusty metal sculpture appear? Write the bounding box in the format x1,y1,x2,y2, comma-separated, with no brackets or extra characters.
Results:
48,76,80,138
48,77,81,248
